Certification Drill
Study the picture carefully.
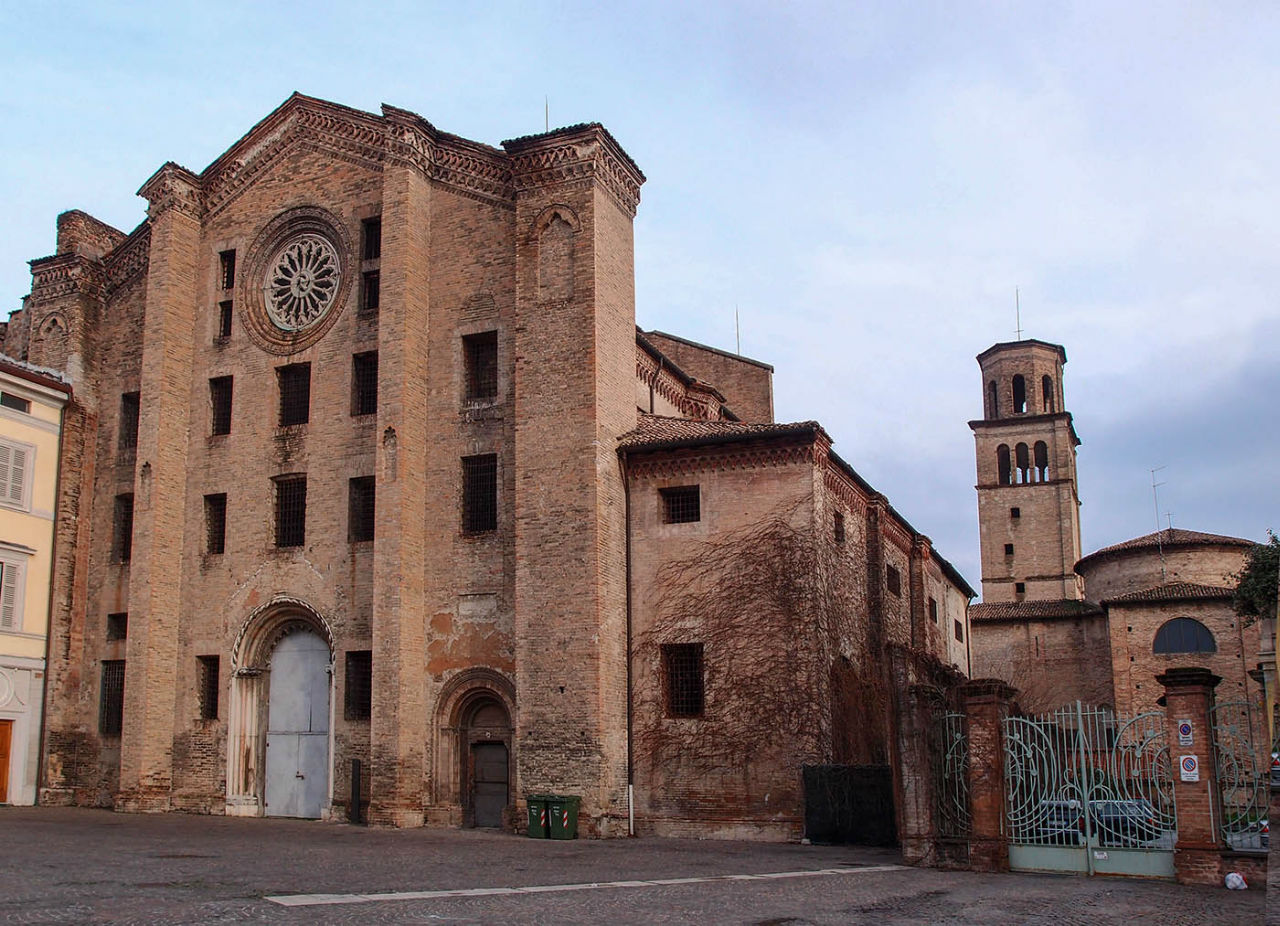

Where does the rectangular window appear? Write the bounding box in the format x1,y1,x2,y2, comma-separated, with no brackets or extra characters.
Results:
1004,543,1014,556
1015,581,1026,595
99,660,125,736
277,363,311,427
274,476,307,548
954,619,965,643
345,650,373,721
833,511,846,545
0,439,31,509
361,270,380,314
0,392,30,414
204,493,227,555
885,564,901,596
351,352,378,416
0,559,23,631
118,392,140,453
106,612,128,641
210,376,233,436
362,217,382,261
197,655,219,720
217,300,233,339
348,476,375,543
463,331,498,404
1010,507,1021,519
660,486,700,524
928,597,938,624
112,494,134,563
662,643,704,717
219,249,236,290
462,454,498,534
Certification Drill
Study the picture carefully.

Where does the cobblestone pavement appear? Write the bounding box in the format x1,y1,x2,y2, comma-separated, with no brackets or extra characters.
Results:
0,807,1265,925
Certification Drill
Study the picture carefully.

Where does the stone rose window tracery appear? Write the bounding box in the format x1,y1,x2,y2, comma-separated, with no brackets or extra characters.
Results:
264,234,341,331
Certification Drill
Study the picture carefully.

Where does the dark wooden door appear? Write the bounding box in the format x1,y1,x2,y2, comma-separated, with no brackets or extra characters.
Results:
472,742,508,828
0,719,12,803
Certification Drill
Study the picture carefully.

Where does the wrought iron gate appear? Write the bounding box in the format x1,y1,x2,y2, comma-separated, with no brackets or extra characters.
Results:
1004,703,1176,878
1210,700,1268,852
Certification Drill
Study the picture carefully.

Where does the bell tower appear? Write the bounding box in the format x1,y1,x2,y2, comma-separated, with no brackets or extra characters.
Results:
970,339,1083,603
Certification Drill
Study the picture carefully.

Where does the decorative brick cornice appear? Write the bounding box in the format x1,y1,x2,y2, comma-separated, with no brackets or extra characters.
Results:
882,512,914,556
138,163,203,221
505,125,644,217
626,440,814,480
104,225,151,295
823,463,870,516
28,253,105,303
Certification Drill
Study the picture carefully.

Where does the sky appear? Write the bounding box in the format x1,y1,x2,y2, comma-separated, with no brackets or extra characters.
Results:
1,1,1275,594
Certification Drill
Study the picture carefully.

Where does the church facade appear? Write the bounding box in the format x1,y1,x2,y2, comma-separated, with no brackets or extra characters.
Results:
3,94,972,836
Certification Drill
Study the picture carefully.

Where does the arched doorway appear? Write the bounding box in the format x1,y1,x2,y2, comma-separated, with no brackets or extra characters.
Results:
225,598,334,819
465,699,511,828
264,630,330,818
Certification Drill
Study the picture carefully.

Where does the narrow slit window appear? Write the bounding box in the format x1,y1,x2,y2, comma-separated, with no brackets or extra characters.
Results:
112,493,134,563
348,476,376,543
274,476,307,548
1012,374,1026,414
1042,375,1055,413
197,655,219,720
928,597,938,624
345,650,373,721
219,250,236,291
352,352,378,416
953,619,965,643
99,660,125,736
1004,543,1014,556
660,486,700,524
361,270,380,314
833,511,846,545
210,376,233,436
362,217,382,261
463,331,498,403
118,392,140,454
277,364,311,427
217,300,233,339
885,564,901,596
462,454,498,533
204,493,227,555
662,643,704,717
106,612,128,641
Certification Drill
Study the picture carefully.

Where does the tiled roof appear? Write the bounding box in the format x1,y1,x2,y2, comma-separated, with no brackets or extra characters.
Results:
970,599,1104,622
617,415,822,452
1081,529,1253,565
1104,582,1234,604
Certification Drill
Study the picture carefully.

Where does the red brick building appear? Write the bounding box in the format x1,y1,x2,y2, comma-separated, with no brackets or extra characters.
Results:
4,93,972,836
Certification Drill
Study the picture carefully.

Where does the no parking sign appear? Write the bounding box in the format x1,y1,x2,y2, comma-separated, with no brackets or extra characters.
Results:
1179,755,1200,782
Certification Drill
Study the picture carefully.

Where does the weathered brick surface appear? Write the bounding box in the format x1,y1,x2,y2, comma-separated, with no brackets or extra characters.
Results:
642,331,774,423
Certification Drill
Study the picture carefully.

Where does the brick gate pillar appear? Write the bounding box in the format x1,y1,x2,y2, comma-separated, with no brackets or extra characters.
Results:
961,678,1017,872
1157,667,1225,886
895,681,943,865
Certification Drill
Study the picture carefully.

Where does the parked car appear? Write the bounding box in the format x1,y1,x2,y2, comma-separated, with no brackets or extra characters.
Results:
1090,799,1164,848
1270,752,1279,789
1029,800,1084,845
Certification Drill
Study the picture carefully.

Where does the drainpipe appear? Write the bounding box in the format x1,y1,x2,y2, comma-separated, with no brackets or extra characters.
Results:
621,452,635,836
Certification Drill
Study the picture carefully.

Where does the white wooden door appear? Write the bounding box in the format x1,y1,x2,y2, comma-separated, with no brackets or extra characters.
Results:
264,631,330,818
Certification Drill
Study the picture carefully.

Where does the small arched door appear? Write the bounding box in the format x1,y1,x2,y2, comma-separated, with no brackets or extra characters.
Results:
264,630,331,818
467,700,511,828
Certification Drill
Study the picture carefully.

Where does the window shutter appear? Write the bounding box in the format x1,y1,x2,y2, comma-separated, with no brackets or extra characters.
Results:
0,444,10,495
0,562,17,629
8,446,26,503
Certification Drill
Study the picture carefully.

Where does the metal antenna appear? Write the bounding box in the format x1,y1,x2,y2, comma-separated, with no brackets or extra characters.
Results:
545,97,549,132
735,305,740,355
1151,466,1168,584
1015,287,1023,340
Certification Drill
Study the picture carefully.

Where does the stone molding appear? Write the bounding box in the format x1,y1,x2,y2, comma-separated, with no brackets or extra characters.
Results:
103,228,151,295
138,163,204,221
29,253,104,303
626,441,814,480
507,126,643,217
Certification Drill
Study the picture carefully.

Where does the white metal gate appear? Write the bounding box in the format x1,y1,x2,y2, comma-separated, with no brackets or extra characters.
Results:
1004,703,1176,878
264,630,331,818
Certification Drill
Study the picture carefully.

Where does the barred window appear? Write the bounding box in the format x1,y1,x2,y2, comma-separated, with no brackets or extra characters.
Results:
217,300,233,339
112,494,134,563
362,218,382,261
99,660,125,736
274,476,307,548
197,655,219,720
463,331,498,403
118,392,140,453
662,643,704,717
833,511,845,544
277,363,310,427
885,564,901,596
361,271,380,314
348,476,375,543
106,612,128,641
210,376,233,436
204,493,227,555
660,486,700,524
462,454,497,534
345,650,372,721
352,352,378,416
219,249,236,290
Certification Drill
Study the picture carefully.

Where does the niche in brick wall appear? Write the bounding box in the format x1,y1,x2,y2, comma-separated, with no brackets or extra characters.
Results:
535,206,578,304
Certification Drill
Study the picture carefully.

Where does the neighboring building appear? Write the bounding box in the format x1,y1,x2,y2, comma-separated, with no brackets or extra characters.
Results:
968,339,1261,720
4,93,972,836
0,357,70,804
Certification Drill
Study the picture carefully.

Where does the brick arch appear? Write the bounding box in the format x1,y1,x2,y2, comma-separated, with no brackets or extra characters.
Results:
527,203,581,241
432,667,516,824
231,595,335,671
437,666,516,729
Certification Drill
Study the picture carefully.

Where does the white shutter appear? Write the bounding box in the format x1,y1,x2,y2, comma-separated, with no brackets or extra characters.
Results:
8,445,26,503
0,444,10,496
0,562,17,630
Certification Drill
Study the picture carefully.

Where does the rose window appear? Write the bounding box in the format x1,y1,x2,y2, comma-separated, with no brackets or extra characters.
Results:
263,234,341,331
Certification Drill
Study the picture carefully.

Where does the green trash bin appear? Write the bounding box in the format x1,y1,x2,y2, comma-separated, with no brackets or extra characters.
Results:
547,795,581,840
526,795,551,838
